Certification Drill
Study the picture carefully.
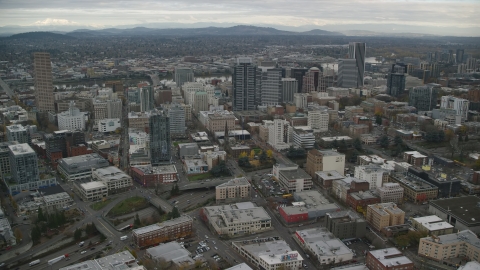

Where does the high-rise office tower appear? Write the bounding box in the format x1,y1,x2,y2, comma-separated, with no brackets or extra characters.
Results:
140,86,155,112
456,49,465,64
33,52,55,112
281,78,298,103
386,64,407,97
174,67,194,88
261,68,283,106
149,109,171,165
9,143,40,185
291,68,308,93
337,59,358,88
408,84,440,111
348,42,366,87
233,57,257,111
194,91,209,113
302,67,321,93
168,103,186,137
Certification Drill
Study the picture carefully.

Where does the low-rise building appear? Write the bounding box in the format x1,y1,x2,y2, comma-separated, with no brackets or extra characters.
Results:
75,181,108,201
278,167,313,193
319,136,353,149
130,165,178,187
232,237,303,270
403,151,428,166
305,149,345,178
91,166,133,194
132,215,193,248
216,177,251,203
57,153,109,181
97,118,121,133
59,251,145,270
279,190,340,224
411,215,454,236
183,158,209,175
0,210,16,247
292,127,315,149
354,165,388,189
332,177,370,203
314,170,344,189
366,202,405,231
428,196,480,234
201,202,272,236
380,224,412,238
326,211,367,239
418,230,480,262
295,227,353,265
226,263,254,270
145,241,195,269
366,248,414,270
377,183,404,204
388,173,438,203
347,190,381,210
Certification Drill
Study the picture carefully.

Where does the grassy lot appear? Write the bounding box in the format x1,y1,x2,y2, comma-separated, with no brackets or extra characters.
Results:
414,141,449,149
90,199,112,211
188,172,213,181
107,196,149,217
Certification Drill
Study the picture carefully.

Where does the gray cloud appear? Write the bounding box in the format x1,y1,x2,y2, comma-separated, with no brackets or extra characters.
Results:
0,0,478,35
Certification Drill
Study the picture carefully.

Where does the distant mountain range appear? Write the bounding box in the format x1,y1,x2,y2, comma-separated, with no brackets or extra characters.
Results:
66,25,345,37
1,24,479,39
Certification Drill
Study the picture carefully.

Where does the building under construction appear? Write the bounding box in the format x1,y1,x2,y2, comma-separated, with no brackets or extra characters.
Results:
132,215,193,248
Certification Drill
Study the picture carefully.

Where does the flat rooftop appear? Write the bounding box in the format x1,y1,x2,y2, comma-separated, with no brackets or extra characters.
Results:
146,241,193,265
58,153,109,173
94,166,131,181
368,248,413,267
133,215,193,235
217,177,250,187
296,227,353,257
204,202,271,227
234,238,303,266
225,263,254,270
421,230,480,249
80,181,107,190
349,190,379,200
131,164,177,175
59,251,139,270
279,168,311,180
429,196,480,225
368,203,404,216
321,136,352,142
316,170,344,180
391,173,438,191
8,143,35,155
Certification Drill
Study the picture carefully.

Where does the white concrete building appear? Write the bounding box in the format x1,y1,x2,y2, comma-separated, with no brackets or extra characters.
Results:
308,110,329,132
268,119,290,150
203,202,272,236
278,167,313,193
129,130,149,145
57,101,86,131
92,89,122,121
91,166,133,194
354,164,388,189
292,126,315,149
183,82,204,105
295,227,353,265
232,237,303,270
440,96,470,120
97,118,121,133
76,181,108,201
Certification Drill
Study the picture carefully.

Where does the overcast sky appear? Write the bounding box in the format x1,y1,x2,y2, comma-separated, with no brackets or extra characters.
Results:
0,0,479,34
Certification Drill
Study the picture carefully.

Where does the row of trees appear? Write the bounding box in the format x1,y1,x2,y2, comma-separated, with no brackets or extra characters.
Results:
37,208,68,229
238,149,273,167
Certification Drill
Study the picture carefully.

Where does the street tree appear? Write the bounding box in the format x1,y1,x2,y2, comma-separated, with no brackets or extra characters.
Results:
266,149,273,159
394,135,403,146
353,137,362,151
74,228,82,241
379,135,389,148
259,150,267,163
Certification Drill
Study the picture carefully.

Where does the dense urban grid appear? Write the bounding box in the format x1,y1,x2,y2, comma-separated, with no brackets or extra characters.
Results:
1,27,480,270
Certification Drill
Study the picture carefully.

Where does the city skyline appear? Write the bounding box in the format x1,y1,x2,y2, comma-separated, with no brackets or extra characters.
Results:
0,0,479,36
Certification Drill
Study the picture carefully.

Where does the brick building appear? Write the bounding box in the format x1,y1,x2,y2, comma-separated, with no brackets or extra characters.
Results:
366,248,414,270
130,165,178,187
132,215,193,248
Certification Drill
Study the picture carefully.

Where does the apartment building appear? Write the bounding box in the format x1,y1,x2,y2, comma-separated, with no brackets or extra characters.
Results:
354,165,388,189
326,210,367,239
216,177,251,203
411,215,454,236
201,202,272,236
366,248,414,270
91,166,133,194
347,190,381,210
130,165,178,187
377,183,404,204
207,113,236,133
403,151,428,166
307,110,329,132
128,111,150,130
418,230,480,262
332,177,369,203
132,215,193,248
366,203,405,231
6,124,29,144
389,173,438,203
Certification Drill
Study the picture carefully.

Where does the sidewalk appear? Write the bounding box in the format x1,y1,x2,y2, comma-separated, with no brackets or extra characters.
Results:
0,241,32,262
